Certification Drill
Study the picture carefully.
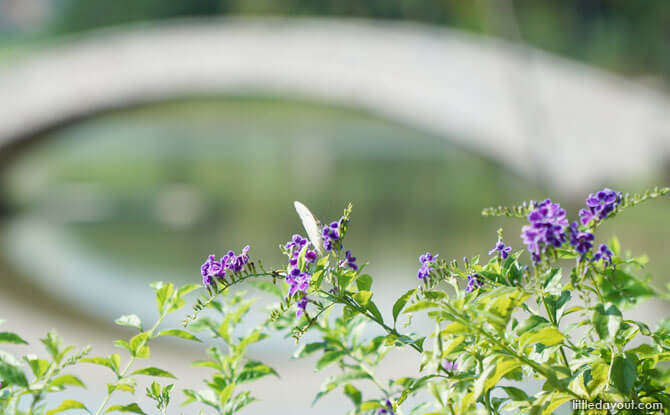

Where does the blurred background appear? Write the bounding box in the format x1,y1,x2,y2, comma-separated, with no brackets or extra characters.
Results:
0,1,669,414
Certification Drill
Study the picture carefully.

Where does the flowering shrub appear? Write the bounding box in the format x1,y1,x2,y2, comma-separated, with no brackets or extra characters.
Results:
1,187,669,415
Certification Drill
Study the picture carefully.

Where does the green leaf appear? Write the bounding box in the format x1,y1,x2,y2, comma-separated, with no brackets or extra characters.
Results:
393,289,416,324
129,332,151,357
500,386,528,401
41,331,62,361
81,356,118,374
313,370,371,404
47,400,90,415
114,315,142,331
343,384,362,407
0,351,28,387
315,350,347,371
293,342,327,358
403,301,439,313
130,367,176,379
0,332,28,345
219,383,235,405
519,326,564,347
152,282,175,314
105,403,145,414
176,283,201,298
236,361,278,383
156,329,201,342
515,315,550,336
353,291,372,306
50,374,86,389
356,274,373,291
593,304,622,341
611,355,637,396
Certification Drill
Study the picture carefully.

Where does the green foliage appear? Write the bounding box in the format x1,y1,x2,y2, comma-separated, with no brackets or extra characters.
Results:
1,189,668,415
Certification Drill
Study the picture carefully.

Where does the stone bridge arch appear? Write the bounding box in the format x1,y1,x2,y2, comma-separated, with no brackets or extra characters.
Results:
1,17,669,191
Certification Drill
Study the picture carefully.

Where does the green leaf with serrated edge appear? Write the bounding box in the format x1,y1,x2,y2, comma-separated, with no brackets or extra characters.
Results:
104,403,145,414
114,315,142,331
50,374,86,389
47,400,90,415
156,329,201,342
0,332,28,345
356,274,373,291
315,350,347,371
393,289,416,324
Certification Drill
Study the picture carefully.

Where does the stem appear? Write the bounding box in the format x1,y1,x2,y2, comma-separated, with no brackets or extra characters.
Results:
93,313,167,415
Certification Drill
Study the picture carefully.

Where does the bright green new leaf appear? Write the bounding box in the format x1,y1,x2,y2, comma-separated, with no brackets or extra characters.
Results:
47,400,90,415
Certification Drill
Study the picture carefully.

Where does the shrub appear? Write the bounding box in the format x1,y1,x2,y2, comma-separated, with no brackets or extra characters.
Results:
1,187,668,415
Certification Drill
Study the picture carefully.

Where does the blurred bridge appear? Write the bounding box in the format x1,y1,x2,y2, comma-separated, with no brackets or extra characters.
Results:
1,17,669,191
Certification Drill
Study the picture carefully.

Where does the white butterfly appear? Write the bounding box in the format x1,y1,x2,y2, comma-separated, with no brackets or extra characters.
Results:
294,201,323,255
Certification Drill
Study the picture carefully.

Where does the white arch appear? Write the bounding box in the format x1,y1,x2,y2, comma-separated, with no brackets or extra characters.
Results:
1,17,669,191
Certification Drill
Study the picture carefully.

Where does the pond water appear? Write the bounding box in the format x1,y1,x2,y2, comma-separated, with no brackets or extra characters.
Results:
0,96,548,321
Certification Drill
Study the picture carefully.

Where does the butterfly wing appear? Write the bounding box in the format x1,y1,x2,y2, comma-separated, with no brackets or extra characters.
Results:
294,201,323,255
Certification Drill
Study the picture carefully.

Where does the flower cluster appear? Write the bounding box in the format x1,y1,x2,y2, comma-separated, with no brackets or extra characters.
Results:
593,243,613,266
488,240,512,259
521,199,568,263
466,273,483,292
340,250,358,271
569,222,594,257
579,188,622,225
442,359,458,372
322,219,342,251
378,399,395,415
200,246,250,286
417,252,437,280
283,234,318,317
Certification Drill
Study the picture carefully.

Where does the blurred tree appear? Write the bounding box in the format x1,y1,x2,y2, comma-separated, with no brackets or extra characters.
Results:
48,0,670,81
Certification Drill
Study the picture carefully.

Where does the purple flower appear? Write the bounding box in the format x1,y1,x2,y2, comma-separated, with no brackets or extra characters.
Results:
521,199,568,263
579,188,622,224
442,359,458,372
200,246,251,286
417,252,437,280
489,241,512,259
593,244,614,266
340,250,358,271
378,399,394,415
322,219,343,251
296,296,308,317
466,274,483,292
569,222,594,256
305,249,317,264
285,234,308,250
286,268,311,296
